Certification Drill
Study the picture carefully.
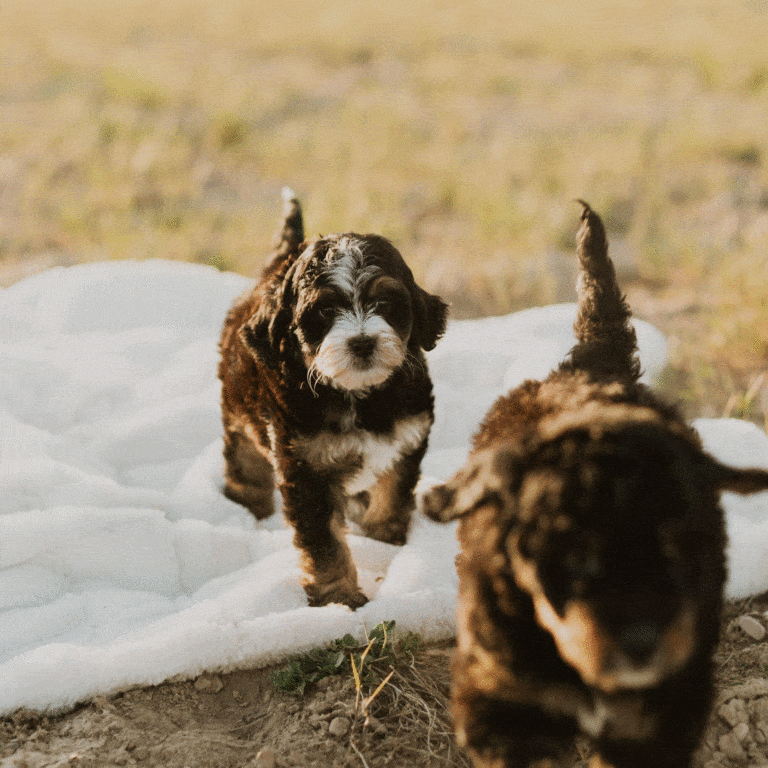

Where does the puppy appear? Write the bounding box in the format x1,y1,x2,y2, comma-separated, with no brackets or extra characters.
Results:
219,190,447,609
424,203,768,768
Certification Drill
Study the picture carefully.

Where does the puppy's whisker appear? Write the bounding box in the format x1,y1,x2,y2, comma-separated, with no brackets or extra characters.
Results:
403,350,427,377
306,363,324,397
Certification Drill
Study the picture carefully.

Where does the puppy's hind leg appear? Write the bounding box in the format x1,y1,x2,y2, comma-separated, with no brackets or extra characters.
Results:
222,428,275,520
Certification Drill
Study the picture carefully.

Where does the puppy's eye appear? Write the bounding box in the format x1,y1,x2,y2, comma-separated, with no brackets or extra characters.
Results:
318,306,337,320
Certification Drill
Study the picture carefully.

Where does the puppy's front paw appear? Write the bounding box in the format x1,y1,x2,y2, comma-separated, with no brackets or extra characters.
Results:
360,519,409,546
305,580,369,610
329,588,369,611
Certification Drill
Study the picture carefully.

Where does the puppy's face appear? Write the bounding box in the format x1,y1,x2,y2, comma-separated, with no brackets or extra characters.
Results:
243,234,447,392
425,421,768,693
297,238,415,391
506,446,701,694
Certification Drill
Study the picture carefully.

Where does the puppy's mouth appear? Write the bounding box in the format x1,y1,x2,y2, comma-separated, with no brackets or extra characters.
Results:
512,547,696,693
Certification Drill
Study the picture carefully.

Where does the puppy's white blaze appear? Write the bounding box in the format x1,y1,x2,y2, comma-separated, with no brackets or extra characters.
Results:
329,239,366,296
311,311,406,392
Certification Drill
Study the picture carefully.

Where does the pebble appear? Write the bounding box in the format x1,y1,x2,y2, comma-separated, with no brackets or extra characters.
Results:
719,698,749,727
733,722,751,743
719,731,747,761
194,674,224,693
738,615,766,641
328,716,351,738
750,697,768,726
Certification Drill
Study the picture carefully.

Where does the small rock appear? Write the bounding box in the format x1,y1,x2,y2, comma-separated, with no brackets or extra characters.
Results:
194,674,224,693
719,731,747,762
738,615,766,640
133,746,150,761
328,716,351,738
719,699,749,727
750,697,768,724
254,747,276,768
733,722,751,743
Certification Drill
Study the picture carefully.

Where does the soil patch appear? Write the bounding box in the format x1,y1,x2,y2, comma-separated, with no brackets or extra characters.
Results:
5,600,768,767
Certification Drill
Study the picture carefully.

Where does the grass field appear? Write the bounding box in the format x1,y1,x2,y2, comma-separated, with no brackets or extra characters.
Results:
2,0,768,418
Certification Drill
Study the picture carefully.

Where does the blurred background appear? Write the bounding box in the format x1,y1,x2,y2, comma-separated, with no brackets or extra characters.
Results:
2,0,768,420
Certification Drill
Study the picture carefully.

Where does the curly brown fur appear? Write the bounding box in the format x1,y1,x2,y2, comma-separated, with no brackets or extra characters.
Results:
423,202,768,768
219,190,447,609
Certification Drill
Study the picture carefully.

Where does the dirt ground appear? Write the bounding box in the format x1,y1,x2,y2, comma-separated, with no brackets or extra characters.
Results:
2,595,768,768
0,645,465,768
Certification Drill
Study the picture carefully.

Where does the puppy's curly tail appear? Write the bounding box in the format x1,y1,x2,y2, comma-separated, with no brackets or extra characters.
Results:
272,187,305,257
561,201,641,382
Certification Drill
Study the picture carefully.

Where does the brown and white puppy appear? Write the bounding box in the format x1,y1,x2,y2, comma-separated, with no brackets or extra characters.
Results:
424,203,768,768
219,190,447,609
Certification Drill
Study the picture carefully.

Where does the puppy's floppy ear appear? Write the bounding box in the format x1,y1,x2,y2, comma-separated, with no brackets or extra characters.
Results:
239,282,294,369
410,285,448,351
700,454,768,495
423,447,517,522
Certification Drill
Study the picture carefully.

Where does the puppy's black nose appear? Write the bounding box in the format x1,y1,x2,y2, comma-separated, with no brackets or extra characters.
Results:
619,622,662,664
348,334,377,359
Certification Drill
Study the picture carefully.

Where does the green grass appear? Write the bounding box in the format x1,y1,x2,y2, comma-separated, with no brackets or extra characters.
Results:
271,621,421,695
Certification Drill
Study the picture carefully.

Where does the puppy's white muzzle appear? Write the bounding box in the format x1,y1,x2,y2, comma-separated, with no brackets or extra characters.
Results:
310,312,406,392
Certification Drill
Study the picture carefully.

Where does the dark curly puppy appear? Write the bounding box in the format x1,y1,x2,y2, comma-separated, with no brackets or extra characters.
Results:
219,190,447,609
424,203,768,768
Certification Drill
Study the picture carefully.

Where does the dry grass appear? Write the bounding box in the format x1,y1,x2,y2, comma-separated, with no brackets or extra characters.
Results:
375,651,471,766
2,0,768,416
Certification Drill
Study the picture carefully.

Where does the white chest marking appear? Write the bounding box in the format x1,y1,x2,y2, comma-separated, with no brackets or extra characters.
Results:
293,413,431,494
